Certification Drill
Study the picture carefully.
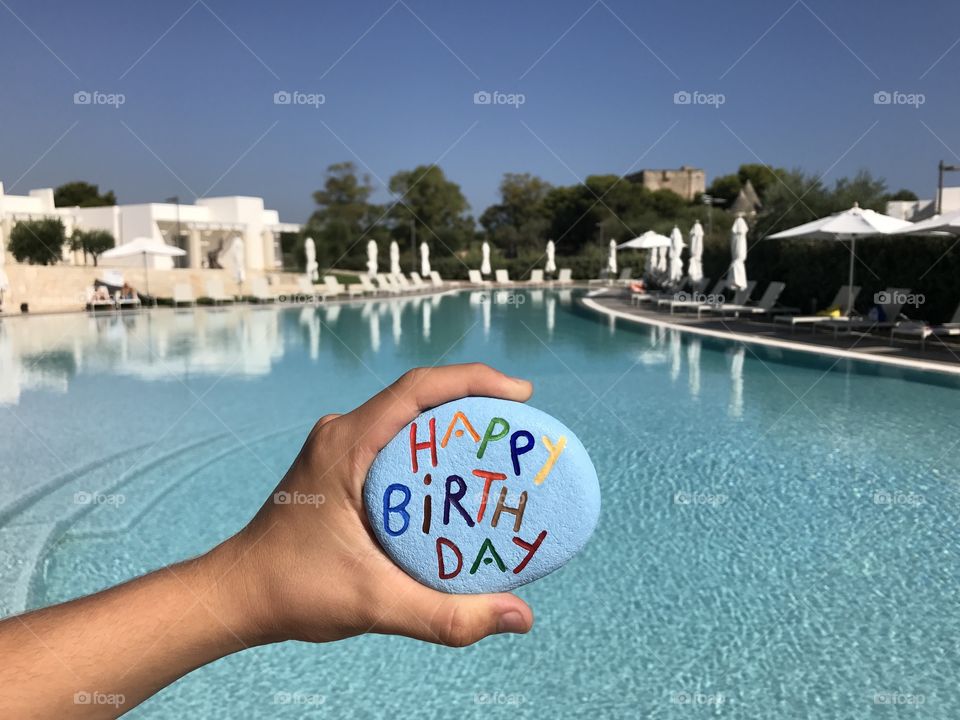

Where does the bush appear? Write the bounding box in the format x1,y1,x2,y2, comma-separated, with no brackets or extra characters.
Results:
9,219,66,265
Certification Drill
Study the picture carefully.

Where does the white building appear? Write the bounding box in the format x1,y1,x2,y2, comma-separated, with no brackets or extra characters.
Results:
0,181,300,271
886,187,960,221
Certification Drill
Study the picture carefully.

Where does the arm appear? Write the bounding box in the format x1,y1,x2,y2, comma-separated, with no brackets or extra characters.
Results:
0,364,535,718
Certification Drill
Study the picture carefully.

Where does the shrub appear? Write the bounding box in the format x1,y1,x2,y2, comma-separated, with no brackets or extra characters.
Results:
9,219,66,265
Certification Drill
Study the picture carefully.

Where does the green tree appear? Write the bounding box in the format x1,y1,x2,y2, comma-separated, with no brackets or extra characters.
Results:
480,173,551,257
70,229,115,266
737,163,786,200
887,188,918,201
303,162,380,269
54,181,117,207
831,169,887,212
9,219,66,265
706,173,741,206
389,165,472,254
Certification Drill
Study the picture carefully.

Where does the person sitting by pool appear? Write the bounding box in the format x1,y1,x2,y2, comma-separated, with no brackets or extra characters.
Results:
0,364,535,717
91,284,112,303
120,282,138,301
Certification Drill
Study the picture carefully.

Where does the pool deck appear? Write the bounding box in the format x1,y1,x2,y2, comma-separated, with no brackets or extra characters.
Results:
581,288,960,377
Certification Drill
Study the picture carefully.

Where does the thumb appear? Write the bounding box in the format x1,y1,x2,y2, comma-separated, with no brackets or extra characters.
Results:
374,580,533,647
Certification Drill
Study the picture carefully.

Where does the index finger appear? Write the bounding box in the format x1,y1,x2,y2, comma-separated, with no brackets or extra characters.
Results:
346,363,533,461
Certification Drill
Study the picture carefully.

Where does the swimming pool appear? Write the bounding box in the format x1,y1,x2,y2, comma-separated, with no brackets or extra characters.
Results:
1,289,957,718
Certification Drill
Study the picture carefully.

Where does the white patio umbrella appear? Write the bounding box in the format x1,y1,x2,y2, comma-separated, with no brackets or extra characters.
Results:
545,240,556,274
729,215,749,290
389,240,401,275
481,242,491,275
898,208,960,235
304,237,319,282
688,221,704,283
767,202,912,314
419,241,431,276
668,226,684,283
618,231,671,276
101,236,186,303
366,240,378,277
607,239,617,275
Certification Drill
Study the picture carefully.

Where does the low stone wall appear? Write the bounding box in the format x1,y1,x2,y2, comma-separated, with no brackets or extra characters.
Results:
1,264,305,314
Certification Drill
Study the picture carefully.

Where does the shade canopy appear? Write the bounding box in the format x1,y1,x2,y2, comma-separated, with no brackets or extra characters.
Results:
899,208,960,236
101,237,186,259
766,203,911,240
617,231,671,250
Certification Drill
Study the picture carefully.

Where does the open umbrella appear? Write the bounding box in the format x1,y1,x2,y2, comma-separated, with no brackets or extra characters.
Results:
366,240,378,277
619,231,671,276
688,221,704,283
304,237,319,282
101,236,186,304
668,226,685,283
729,215,749,290
607,239,617,275
767,203,912,313
545,240,556,274
481,242,491,275
898,208,960,235
419,241,431,276
389,241,400,276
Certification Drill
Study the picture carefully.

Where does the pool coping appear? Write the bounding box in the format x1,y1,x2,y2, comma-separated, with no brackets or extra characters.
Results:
580,293,960,377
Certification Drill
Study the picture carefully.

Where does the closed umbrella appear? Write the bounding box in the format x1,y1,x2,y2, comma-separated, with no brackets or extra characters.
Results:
656,242,668,274
304,237,319,282
481,242,491,275
0,235,8,305
688,221,704,283
545,240,556,274
366,240,378,277
767,203,912,314
389,240,400,276
231,237,246,287
101,236,186,304
607,239,617,275
419,241,431,276
668,226,684,283
729,215,749,290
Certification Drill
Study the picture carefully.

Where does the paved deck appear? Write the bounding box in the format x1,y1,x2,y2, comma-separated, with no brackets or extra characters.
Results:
582,289,960,377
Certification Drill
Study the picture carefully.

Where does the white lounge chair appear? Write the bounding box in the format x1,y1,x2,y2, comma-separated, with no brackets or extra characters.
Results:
205,278,234,304
529,269,544,285
86,286,115,311
297,277,325,303
375,274,400,294
658,278,724,312
429,271,445,288
773,285,861,332
495,269,513,284
324,275,363,299
820,288,910,337
115,290,141,310
556,268,573,285
172,283,195,307
251,277,277,303
890,299,960,349
409,272,427,289
469,270,491,286
358,274,379,295
694,281,757,318
704,281,791,318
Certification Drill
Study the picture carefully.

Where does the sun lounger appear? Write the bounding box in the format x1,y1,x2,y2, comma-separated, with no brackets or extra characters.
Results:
469,270,491,286
410,272,427,289
705,281,791,318
205,278,234,304
375,274,400,294
556,268,573,285
172,283,196,307
820,288,910,337
392,273,414,292
116,290,141,310
251,277,277,303
358,274,379,295
657,278,724,312
325,275,363,299
773,285,860,332
429,271,445,288
890,300,960,348
695,281,756,318
529,269,545,285
86,286,115,311
495,269,513,284
296,277,325,302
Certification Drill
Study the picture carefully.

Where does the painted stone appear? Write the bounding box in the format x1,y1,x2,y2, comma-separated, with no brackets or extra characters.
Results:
364,397,601,594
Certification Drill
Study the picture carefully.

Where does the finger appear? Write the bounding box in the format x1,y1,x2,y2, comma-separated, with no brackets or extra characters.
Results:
347,363,532,460
373,579,533,647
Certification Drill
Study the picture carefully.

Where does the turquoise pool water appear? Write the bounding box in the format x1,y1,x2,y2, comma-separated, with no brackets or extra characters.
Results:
1,289,958,718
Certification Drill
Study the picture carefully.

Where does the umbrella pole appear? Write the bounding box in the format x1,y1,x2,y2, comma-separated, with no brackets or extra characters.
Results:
143,251,153,306
847,237,856,316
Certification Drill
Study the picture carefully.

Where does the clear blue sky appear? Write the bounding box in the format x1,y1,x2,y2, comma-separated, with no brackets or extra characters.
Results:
2,0,959,221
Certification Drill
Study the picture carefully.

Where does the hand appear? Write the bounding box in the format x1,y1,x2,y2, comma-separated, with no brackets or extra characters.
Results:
213,363,536,648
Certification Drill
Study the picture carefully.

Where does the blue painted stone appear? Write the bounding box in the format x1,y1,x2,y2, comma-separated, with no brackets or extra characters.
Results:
364,397,601,594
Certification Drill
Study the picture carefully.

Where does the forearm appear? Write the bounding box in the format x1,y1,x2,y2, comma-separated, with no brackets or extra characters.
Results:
0,538,261,718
